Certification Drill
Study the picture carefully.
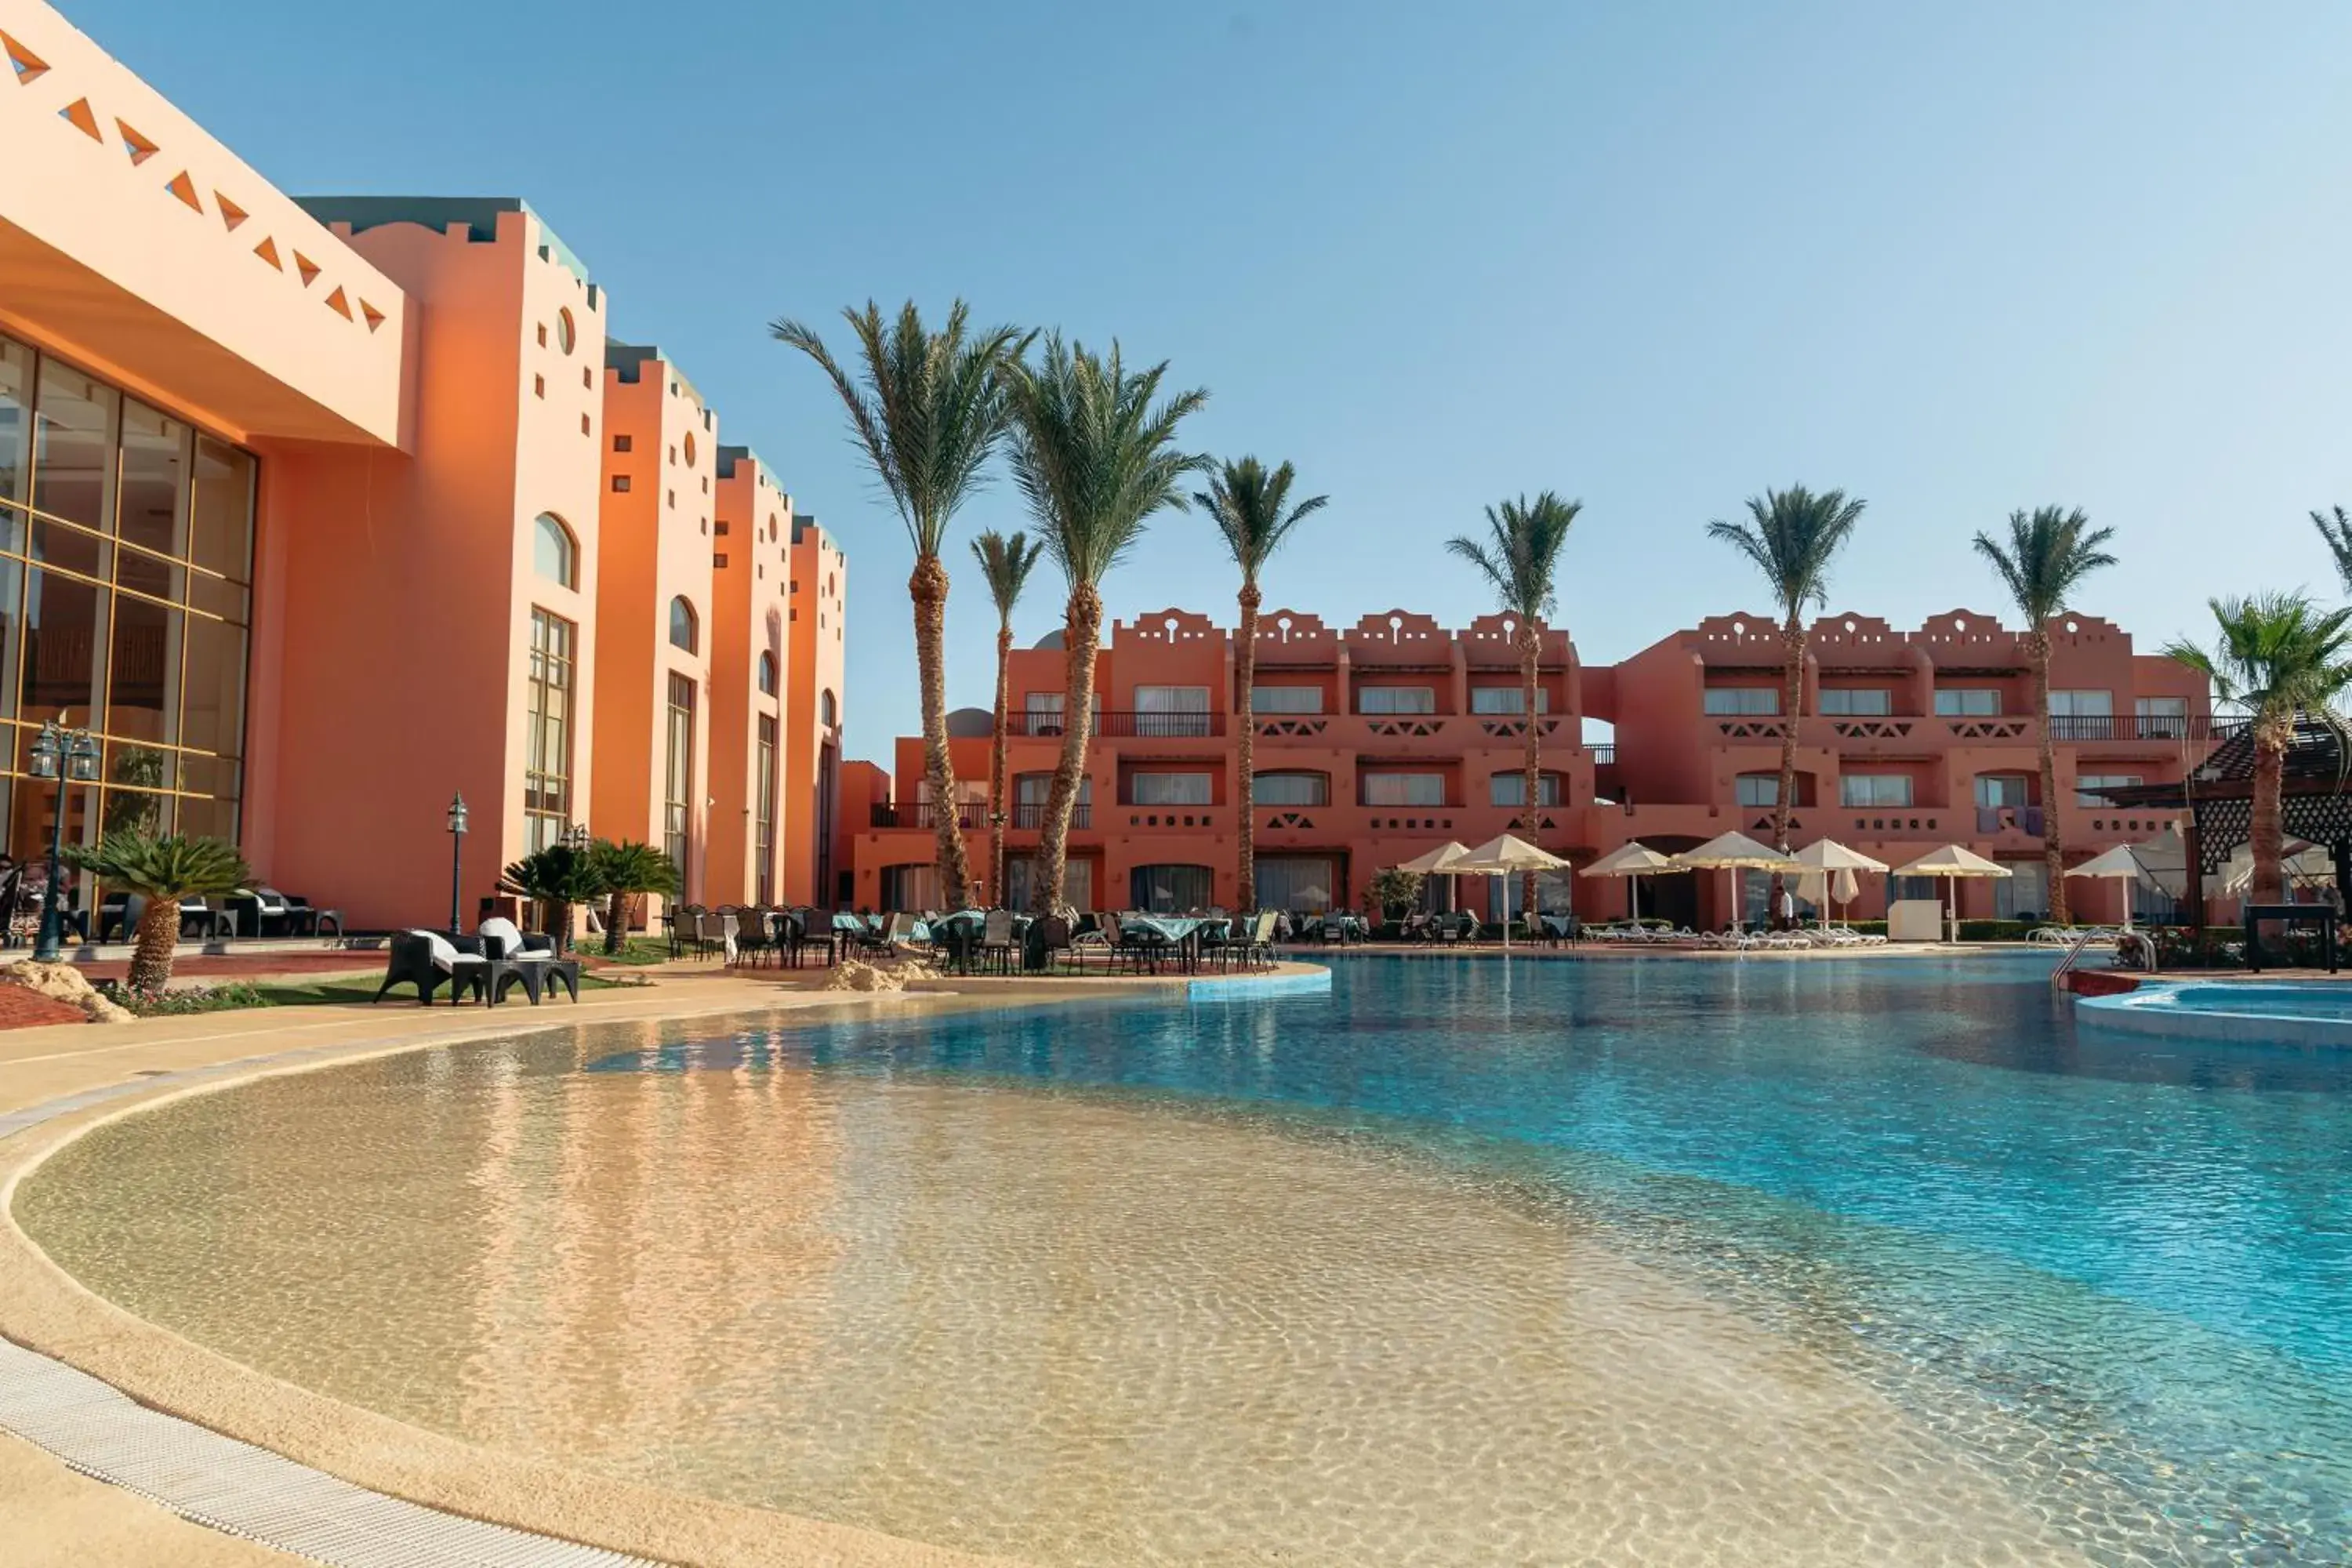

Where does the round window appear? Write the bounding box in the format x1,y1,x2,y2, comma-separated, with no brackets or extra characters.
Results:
556,308,576,355
683,432,697,467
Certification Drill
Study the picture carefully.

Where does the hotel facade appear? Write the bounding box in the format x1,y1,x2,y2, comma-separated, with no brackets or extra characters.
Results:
850,606,2212,929
0,2,846,930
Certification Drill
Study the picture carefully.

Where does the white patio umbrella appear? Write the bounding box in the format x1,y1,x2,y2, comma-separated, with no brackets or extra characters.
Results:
1791,839,1889,929
1455,833,1572,949
2065,841,2154,930
1890,844,2012,942
1579,840,1686,923
1672,830,1799,932
1392,840,1473,918
2221,840,2331,897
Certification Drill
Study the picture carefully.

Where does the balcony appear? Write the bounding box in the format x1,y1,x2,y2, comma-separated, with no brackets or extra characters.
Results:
1591,743,1617,765
1007,710,1225,739
2047,715,2241,743
869,803,982,830
1974,805,2047,837
1011,802,1092,829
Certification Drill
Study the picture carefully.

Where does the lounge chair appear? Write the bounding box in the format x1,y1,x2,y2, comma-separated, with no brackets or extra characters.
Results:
372,929,489,1004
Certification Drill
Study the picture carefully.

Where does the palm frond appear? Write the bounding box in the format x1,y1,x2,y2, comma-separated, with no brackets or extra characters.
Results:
999,334,1211,591
771,299,1028,557
1973,506,2117,626
1194,456,1330,586
971,528,1048,625
2169,592,2352,722
64,833,251,900
2312,505,2352,597
1453,492,1582,622
1707,485,1866,619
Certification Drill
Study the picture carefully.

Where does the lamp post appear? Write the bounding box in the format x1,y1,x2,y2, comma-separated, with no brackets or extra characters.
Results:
557,822,590,954
30,722,100,964
446,791,468,937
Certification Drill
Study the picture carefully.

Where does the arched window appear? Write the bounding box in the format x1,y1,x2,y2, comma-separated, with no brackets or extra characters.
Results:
820,689,838,728
757,650,778,695
532,513,576,589
669,595,698,653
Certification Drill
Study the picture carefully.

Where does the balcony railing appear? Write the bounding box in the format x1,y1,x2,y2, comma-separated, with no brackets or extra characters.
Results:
2045,715,2241,742
1974,805,2047,837
869,803,982,829
1011,802,1091,829
1007,710,1225,739
1590,743,1617,764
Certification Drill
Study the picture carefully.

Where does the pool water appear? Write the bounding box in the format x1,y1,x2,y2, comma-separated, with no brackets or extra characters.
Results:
18,954,2352,1566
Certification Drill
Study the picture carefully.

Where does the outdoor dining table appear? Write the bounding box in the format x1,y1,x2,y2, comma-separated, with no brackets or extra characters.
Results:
1123,915,1228,972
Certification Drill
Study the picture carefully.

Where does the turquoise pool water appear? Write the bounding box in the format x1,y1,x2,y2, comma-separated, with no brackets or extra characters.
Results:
593,952,2351,1565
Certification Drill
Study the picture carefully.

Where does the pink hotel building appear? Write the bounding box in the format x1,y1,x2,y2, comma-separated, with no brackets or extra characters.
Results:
851,606,2212,930
0,3,847,930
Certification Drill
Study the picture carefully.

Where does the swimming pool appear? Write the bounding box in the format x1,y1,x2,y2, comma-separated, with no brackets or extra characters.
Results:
2079,978,2352,1048
17,953,2351,1566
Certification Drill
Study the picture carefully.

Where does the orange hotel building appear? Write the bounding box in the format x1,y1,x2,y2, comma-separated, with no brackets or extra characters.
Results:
851,606,2213,929
0,2,846,930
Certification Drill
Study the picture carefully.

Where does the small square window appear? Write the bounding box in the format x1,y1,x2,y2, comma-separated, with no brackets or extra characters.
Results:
667,445,677,464
533,374,545,397
715,521,730,536
667,490,675,508
699,519,708,535
701,477,710,494
580,413,590,435
581,366,591,389
613,434,633,452
790,608,799,622
536,323,548,347
714,553,729,568
612,474,631,492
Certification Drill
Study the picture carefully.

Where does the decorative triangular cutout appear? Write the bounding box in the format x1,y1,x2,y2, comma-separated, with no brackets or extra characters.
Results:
252,235,281,270
215,193,247,231
2,31,48,85
115,118,157,165
358,299,385,332
58,98,100,141
292,251,319,286
163,171,201,212
322,285,352,320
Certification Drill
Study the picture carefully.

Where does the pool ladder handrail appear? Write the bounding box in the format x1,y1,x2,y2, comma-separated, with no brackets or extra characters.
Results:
2051,928,2156,987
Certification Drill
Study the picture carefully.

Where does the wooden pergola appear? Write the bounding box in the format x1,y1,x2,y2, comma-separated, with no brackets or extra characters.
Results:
2092,718,2352,916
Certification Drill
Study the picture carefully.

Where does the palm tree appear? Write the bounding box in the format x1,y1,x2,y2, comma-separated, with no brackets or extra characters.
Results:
771,300,1027,909
1000,335,1208,913
1973,506,2118,925
2165,593,2352,912
1708,485,1867,910
1447,492,1582,920
971,529,1047,906
65,833,249,993
2312,506,2352,595
1196,458,1327,914
498,840,604,955
586,838,679,955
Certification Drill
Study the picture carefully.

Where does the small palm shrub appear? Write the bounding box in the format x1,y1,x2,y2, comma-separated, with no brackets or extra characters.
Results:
66,833,252,992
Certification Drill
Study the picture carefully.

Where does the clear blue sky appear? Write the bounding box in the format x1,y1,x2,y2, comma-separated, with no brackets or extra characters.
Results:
70,0,2352,757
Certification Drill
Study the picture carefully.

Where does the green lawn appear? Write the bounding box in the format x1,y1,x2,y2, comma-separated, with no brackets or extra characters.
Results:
115,969,626,1016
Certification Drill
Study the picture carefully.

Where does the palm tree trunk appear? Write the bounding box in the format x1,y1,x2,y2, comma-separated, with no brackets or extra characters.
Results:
989,621,1013,908
2252,722,2288,909
911,553,971,909
1236,583,1261,914
1771,615,1805,915
604,890,628,955
128,896,180,993
2033,629,2069,925
1033,583,1102,913
1520,620,1544,921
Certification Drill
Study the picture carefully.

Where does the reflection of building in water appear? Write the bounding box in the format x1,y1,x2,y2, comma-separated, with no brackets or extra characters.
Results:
452,1028,844,1468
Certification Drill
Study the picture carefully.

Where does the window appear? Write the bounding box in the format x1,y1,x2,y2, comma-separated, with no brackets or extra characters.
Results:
1130,771,1212,806
1818,688,1891,716
664,673,695,875
532,374,544,398
1253,684,1323,714
611,474,631,493
613,434,633,453
1255,855,1340,913
1735,774,1779,808
1254,771,1329,806
536,324,547,348
683,432,697,466
2049,690,2111,717
1994,859,2049,920
1014,773,1092,827
532,513,575,589
1974,774,2031,809
1363,771,1446,807
714,521,730,536
2076,773,2143,807
1704,687,1779,715
556,308,576,354
1470,687,1549,713
1841,774,1913,808
2136,696,2188,737
1934,688,2001,717
1130,864,1214,913
757,650,778,696
820,689,837,728
524,609,575,850
1005,855,1094,912
669,595,697,653
881,863,942,913
1133,684,1211,736
1357,685,1436,715
1490,771,1563,806
755,714,777,904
